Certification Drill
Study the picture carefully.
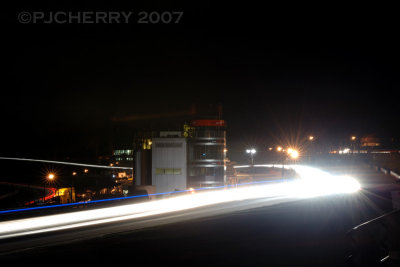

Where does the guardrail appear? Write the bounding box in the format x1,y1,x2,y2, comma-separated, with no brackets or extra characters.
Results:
370,164,400,181
390,171,400,180
346,209,400,266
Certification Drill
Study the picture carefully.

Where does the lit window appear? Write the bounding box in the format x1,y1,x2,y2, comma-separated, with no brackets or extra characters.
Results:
173,168,182,175
165,168,174,175
155,168,182,175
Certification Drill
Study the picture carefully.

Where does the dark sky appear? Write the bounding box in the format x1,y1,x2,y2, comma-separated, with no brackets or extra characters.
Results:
2,3,400,161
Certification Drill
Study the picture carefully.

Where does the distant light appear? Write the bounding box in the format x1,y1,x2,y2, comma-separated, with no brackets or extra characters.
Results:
268,147,273,151
351,136,356,141
290,150,299,159
47,173,55,180
287,148,299,159
277,146,283,152
84,169,89,173
339,148,351,154
246,148,256,154
309,136,314,141
72,172,77,176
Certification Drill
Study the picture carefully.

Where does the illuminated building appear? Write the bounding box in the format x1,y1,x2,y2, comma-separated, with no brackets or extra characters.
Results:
133,119,227,193
152,134,187,193
187,120,227,188
360,136,382,148
111,124,135,168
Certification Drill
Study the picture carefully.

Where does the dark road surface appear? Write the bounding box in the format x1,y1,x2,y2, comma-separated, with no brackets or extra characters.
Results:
1,163,398,266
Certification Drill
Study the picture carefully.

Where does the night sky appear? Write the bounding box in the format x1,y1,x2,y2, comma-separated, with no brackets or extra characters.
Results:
2,3,400,162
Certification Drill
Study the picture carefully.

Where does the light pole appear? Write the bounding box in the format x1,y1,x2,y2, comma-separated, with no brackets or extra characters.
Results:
70,171,77,203
43,173,55,204
308,136,314,161
282,148,300,178
246,148,256,165
351,136,357,154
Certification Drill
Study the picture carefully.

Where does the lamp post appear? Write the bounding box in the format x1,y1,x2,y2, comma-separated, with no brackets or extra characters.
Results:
351,136,357,154
43,173,55,204
246,148,256,165
282,148,300,178
308,136,314,160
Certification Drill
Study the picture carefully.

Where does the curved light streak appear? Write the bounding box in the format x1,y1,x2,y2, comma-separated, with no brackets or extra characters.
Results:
0,165,360,240
0,157,132,170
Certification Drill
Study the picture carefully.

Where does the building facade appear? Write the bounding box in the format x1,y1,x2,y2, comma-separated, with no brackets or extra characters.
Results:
187,120,227,188
151,136,187,193
133,120,227,194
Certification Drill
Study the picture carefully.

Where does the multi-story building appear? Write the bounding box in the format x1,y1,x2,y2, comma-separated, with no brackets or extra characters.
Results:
152,134,187,193
187,120,227,188
133,119,227,194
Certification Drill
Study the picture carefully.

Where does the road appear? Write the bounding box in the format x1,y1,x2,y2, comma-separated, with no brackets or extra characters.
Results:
0,163,398,265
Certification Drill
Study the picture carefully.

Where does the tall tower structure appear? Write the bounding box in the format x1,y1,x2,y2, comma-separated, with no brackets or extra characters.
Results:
187,119,226,188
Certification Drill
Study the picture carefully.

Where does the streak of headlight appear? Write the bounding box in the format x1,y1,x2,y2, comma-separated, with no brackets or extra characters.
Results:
0,157,132,170
0,165,360,240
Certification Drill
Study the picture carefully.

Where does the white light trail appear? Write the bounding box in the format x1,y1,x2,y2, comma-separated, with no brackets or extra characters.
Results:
0,165,360,240
0,157,132,170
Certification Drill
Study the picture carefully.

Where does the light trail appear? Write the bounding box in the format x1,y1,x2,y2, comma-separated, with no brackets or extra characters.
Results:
0,165,360,240
0,157,132,170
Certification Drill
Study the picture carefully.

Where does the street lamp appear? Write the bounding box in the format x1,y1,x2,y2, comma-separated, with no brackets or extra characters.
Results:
246,148,256,165
308,136,315,158
43,173,56,203
351,136,357,154
288,148,299,160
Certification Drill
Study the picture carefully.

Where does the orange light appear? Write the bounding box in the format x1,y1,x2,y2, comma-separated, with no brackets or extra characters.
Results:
290,150,299,159
287,148,300,159
47,173,55,180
